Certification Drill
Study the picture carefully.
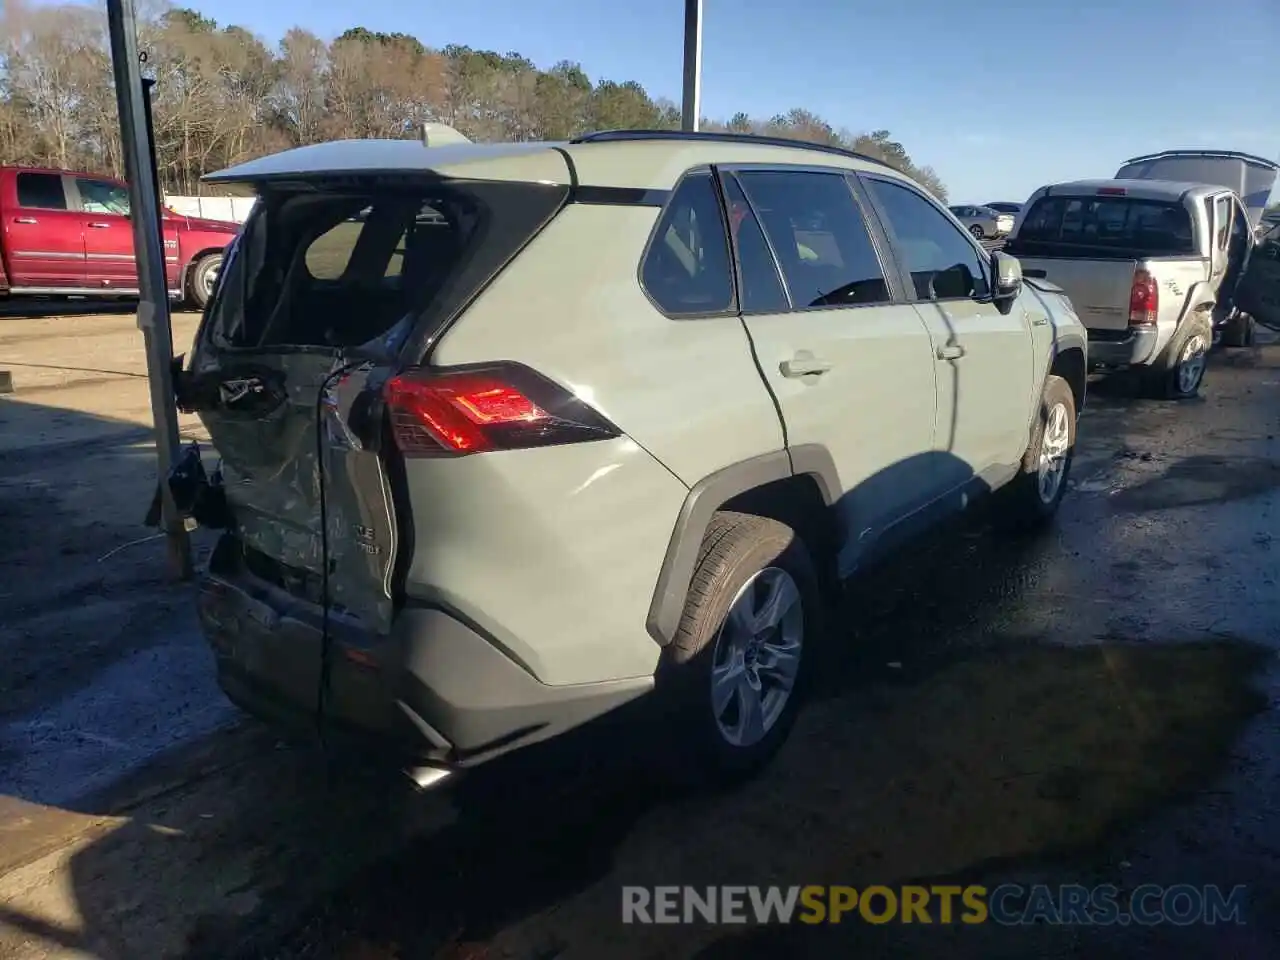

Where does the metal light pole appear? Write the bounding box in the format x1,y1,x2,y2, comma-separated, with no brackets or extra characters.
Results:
681,0,703,132
106,0,192,579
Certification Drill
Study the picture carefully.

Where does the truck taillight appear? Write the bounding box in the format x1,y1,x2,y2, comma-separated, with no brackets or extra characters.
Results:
1128,269,1159,328
384,363,620,457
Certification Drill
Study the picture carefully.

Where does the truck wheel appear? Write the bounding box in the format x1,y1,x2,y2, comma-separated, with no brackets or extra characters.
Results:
658,512,822,786
1146,316,1211,399
1219,311,1256,348
999,374,1076,533
186,253,223,311
969,224,985,240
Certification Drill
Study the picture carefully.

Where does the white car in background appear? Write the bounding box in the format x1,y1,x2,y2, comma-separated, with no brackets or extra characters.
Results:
948,204,1015,240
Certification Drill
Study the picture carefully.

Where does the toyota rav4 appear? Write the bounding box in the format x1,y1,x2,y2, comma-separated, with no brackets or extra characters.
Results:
174,129,1088,788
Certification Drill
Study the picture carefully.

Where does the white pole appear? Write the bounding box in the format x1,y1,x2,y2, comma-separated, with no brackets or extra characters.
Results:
681,0,703,132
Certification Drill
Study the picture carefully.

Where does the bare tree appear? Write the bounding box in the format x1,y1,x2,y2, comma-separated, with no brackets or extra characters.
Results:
0,2,948,200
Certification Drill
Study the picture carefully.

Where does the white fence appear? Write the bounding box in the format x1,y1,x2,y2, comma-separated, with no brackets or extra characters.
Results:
164,194,257,223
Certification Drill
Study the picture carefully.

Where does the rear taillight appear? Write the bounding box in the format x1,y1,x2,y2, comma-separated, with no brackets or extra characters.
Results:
384,363,620,457
1128,269,1159,328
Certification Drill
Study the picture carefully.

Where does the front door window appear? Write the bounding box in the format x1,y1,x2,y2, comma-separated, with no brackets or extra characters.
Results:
76,178,131,216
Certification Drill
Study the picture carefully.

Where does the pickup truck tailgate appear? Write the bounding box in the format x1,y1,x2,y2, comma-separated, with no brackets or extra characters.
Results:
1016,258,1136,332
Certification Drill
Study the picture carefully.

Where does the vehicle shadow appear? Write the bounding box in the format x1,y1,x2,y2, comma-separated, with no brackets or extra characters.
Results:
0,298,138,320
0,396,1269,960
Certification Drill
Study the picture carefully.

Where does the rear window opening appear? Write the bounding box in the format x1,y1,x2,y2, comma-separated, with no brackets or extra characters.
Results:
1009,195,1196,257
205,177,568,356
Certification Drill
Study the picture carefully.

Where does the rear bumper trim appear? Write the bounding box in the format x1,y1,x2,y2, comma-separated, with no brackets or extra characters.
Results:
198,571,654,770
1087,326,1159,367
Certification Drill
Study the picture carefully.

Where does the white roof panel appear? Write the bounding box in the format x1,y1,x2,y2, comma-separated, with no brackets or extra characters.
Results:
203,139,570,185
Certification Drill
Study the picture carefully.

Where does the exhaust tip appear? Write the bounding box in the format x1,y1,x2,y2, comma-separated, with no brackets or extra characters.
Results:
405,764,453,791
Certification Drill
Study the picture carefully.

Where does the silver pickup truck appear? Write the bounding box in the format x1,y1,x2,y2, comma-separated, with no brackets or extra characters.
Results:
1006,178,1275,399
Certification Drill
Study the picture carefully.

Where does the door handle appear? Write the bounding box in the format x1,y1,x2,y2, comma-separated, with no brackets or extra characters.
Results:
779,353,833,378
1031,315,1049,327
13,216,37,224
936,343,966,361
87,222,112,229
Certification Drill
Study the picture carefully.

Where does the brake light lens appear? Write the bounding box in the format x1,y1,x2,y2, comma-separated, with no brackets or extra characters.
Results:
1128,268,1159,327
384,363,620,456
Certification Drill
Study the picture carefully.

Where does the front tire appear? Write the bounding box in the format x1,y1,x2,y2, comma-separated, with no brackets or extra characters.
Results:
659,512,822,786
969,224,986,240
999,374,1076,532
186,253,223,311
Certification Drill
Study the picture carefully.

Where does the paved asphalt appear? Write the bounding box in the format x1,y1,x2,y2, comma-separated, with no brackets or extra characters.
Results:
1,309,1276,960
252,336,1280,959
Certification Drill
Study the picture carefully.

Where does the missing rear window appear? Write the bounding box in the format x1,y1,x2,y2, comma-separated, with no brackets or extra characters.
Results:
205,178,567,356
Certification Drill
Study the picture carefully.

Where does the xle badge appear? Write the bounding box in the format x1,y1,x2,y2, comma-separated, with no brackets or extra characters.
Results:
353,525,381,555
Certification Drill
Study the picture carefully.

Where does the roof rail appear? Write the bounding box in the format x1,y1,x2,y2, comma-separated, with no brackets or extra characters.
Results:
1119,149,1280,171
570,129,890,169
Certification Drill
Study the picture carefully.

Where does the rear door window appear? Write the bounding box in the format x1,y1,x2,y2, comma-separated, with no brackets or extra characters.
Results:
641,172,735,316
735,170,891,309
721,174,789,313
1015,195,1196,255
16,172,68,210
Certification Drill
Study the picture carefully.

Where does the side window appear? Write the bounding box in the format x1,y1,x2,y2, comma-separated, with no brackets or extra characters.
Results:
865,177,991,301
76,178,131,216
641,173,734,316
1214,196,1231,251
16,173,68,211
722,175,789,313
736,170,890,309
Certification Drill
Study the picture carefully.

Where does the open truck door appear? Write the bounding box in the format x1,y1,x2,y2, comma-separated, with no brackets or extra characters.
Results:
1235,220,1280,330
1115,151,1279,230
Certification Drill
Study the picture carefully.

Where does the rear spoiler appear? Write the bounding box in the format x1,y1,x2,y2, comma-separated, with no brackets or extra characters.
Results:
421,123,471,147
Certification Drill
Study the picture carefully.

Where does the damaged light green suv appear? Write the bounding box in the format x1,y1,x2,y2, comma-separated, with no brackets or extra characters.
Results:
177,129,1088,788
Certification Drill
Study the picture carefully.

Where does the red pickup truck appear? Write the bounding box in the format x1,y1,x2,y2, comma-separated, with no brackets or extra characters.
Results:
0,165,240,310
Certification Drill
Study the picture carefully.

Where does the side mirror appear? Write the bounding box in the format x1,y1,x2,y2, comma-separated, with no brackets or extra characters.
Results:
992,250,1022,302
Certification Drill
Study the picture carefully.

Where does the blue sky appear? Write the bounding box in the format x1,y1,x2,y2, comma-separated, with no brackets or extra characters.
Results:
58,0,1280,201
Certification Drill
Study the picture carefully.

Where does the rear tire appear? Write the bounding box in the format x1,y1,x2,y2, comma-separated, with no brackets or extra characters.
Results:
658,512,822,787
1219,311,1256,348
998,374,1076,533
1145,315,1211,399
186,253,223,311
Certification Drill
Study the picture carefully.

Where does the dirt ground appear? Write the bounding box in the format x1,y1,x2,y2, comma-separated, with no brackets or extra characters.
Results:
0,307,1278,960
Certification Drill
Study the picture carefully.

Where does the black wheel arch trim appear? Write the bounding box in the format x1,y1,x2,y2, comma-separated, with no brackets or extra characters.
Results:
646,445,840,646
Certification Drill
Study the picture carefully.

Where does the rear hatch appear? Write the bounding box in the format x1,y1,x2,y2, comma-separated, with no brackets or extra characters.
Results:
1115,151,1279,228
1007,189,1195,331
184,167,569,635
